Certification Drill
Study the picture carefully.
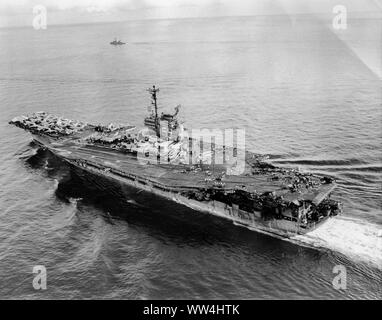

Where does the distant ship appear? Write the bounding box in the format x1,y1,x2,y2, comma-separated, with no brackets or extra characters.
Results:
9,86,342,239
110,38,125,45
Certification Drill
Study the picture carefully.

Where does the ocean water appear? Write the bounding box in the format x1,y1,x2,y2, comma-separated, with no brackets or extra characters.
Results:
0,16,381,299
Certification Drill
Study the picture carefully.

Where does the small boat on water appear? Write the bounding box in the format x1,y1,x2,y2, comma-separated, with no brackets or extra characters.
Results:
110,38,125,46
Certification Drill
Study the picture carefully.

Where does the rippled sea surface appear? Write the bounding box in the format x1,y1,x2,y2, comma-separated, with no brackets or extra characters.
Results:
0,16,381,299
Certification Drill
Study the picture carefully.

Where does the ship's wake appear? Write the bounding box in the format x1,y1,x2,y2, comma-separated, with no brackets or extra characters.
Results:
291,216,382,269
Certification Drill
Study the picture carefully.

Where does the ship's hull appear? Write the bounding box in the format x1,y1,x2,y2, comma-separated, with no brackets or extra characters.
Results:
64,155,329,238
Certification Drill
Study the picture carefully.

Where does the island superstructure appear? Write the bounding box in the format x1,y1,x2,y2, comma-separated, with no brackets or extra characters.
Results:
9,86,342,238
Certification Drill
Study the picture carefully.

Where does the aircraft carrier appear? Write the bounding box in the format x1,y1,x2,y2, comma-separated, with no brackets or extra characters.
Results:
9,86,342,238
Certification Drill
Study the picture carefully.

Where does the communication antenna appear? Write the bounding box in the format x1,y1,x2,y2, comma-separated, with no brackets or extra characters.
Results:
147,85,160,137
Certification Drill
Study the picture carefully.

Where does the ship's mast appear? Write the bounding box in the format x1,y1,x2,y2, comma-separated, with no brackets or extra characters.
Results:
148,85,160,137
